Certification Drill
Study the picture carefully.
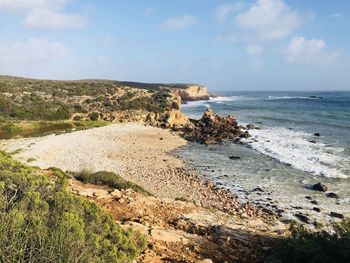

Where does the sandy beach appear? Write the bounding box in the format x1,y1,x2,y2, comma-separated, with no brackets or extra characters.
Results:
0,123,260,217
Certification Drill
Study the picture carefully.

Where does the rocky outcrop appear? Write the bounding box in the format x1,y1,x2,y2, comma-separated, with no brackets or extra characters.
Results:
145,109,190,128
177,108,249,145
69,179,287,263
166,85,211,102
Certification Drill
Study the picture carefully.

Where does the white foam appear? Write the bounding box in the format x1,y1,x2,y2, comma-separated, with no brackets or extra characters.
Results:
182,96,248,108
209,96,243,102
266,96,318,100
181,100,210,108
244,127,349,178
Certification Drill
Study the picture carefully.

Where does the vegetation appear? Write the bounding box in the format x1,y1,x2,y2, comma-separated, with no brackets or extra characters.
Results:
0,76,177,123
73,170,151,196
0,151,146,262
275,221,350,263
0,120,108,139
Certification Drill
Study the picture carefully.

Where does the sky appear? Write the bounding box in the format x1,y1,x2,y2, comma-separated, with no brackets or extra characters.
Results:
0,0,349,91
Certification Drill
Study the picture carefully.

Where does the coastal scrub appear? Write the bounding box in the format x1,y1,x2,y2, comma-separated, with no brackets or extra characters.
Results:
0,151,146,262
73,170,151,196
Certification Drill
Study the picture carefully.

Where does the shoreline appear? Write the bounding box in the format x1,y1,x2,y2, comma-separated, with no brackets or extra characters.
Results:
0,123,266,219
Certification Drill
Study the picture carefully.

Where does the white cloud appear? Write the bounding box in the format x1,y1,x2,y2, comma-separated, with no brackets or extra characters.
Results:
160,15,195,30
0,0,69,10
235,0,303,40
284,37,338,65
212,34,237,45
24,8,85,29
214,2,244,20
246,44,262,55
0,0,85,30
0,38,68,76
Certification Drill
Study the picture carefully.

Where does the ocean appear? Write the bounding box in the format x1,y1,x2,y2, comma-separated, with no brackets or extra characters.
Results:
176,91,350,225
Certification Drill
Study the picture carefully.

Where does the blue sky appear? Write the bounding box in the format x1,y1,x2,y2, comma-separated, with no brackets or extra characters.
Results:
0,0,349,91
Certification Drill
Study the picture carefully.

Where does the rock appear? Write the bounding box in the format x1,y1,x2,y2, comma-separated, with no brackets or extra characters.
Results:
150,229,188,244
313,207,321,213
110,189,122,199
198,259,213,263
239,131,250,139
312,182,328,192
311,200,319,205
252,187,264,192
330,212,344,219
295,213,310,224
77,189,95,198
94,189,110,199
246,124,256,130
305,196,312,200
326,192,339,198
234,138,241,144
309,140,316,144
122,222,149,235
178,108,247,144
314,133,321,137
229,155,241,160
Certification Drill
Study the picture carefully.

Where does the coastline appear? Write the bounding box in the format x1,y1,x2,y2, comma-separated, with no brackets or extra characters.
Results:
0,123,263,217
0,122,287,262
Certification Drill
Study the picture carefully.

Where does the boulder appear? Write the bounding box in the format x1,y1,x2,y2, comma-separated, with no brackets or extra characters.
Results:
326,192,339,198
246,124,256,130
178,108,247,144
330,212,344,219
314,133,321,137
295,213,310,224
312,182,328,192
229,156,241,160
313,207,321,213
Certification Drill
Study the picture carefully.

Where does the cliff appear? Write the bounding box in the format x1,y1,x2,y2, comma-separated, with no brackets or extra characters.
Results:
163,84,211,102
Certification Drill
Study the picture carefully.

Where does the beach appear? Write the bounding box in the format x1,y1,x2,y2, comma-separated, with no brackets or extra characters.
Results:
0,123,261,217
0,122,288,262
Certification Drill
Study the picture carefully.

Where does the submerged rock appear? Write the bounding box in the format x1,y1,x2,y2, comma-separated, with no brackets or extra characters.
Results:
246,124,258,130
312,182,328,192
229,156,241,160
314,133,321,137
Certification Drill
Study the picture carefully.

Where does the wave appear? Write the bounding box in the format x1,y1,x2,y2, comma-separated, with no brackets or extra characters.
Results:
182,96,252,108
209,96,244,102
244,127,349,178
266,96,320,100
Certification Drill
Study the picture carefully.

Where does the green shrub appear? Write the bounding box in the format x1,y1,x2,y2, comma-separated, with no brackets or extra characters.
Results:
89,112,100,121
275,221,350,263
73,170,151,196
0,152,146,262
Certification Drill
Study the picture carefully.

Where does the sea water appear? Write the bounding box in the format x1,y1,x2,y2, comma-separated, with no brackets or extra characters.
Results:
176,91,350,226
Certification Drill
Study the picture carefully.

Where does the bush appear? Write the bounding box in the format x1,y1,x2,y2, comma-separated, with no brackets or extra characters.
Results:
275,221,350,263
0,152,146,262
73,170,151,196
89,112,100,121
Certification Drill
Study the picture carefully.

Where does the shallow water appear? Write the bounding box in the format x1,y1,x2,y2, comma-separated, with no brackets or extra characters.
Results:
180,91,350,225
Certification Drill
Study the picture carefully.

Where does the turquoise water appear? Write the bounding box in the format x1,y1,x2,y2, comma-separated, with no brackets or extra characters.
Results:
178,91,350,225
182,91,350,178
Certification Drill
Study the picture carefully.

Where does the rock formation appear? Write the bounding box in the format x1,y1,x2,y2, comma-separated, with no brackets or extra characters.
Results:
177,108,249,145
165,84,211,101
